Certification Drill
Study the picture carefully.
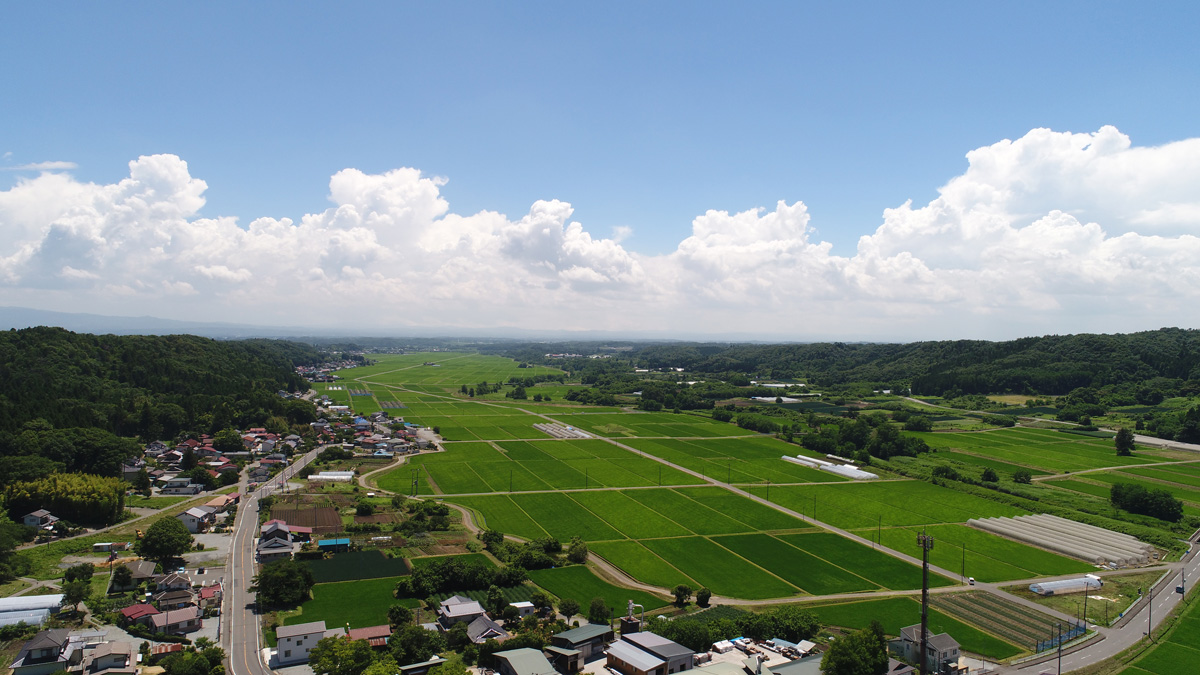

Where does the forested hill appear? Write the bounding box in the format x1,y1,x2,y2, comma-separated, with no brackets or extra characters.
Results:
498,328,1200,395
0,327,321,438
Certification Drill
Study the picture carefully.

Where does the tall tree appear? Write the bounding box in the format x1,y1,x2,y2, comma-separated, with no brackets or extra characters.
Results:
1115,427,1135,456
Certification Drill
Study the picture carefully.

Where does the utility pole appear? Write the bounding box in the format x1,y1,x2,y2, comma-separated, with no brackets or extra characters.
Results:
765,479,770,501
1083,580,1090,625
961,544,966,584
585,469,588,490
1056,623,1062,675
510,469,513,493
658,466,662,487
917,531,934,675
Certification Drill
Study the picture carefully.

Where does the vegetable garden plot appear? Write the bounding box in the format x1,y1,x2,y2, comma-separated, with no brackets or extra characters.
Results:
306,550,411,583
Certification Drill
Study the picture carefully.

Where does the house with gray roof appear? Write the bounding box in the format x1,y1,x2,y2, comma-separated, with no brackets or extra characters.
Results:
494,648,558,675
437,595,486,626
466,615,509,644
9,629,82,675
607,632,695,675
892,625,962,675
82,641,137,675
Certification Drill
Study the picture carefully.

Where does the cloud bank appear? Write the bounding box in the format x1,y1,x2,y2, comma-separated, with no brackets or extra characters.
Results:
2,126,1200,340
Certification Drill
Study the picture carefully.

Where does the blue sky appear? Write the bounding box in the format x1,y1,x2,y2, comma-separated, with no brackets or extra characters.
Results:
2,3,1200,339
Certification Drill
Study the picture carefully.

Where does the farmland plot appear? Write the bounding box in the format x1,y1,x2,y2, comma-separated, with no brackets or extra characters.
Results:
641,536,798,599
712,533,876,595
806,597,1023,660
589,540,695,589
527,566,668,611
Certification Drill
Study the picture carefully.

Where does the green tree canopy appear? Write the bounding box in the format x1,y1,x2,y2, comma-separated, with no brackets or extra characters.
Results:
309,636,375,675
821,622,888,675
250,559,315,608
136,516,194,565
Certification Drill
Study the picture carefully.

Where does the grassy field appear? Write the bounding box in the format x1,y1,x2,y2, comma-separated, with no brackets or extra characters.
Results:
281,576,410,630
526,565,668,611
805,596,1024,660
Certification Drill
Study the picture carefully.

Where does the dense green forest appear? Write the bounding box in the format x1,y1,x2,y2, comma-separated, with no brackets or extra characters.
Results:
0,327,323,480
484,328,1200,396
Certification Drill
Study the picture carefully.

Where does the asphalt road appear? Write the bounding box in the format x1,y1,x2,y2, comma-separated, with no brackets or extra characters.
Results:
224,446,323,675
1011,540,1199,673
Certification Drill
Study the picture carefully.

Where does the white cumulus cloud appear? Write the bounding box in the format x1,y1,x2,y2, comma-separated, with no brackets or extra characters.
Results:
2,127,1200,339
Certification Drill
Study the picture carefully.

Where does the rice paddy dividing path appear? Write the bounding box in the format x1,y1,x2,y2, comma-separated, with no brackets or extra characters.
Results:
1032,458,1200,481
367,383,968,585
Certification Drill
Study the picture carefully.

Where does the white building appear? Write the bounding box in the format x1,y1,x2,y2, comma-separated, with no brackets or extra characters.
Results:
276,621,346,666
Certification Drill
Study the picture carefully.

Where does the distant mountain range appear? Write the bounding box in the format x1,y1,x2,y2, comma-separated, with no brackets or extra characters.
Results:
0,306,314,339
0,306,799,342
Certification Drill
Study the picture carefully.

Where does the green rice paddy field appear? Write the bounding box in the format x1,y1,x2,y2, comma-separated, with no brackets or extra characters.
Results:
330,356,1154,648
915,428,1179,473
449,486,953,599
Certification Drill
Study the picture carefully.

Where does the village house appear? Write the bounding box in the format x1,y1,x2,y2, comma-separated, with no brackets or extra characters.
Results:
151,588,196,611
891,625,963,675
22,510,59,530
347,625,392,649
154,572,192,592
81,641,136,675
109,560,156,592
8,629,82,675
198,584,222,610
437,595,487,626
552,623,614,662
149,606,203,634
177,506,216,533
276,621,346,666
118,604,160,628
466,615,509,644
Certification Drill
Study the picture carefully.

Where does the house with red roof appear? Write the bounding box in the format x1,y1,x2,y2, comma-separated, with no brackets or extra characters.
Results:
118,603,160,628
